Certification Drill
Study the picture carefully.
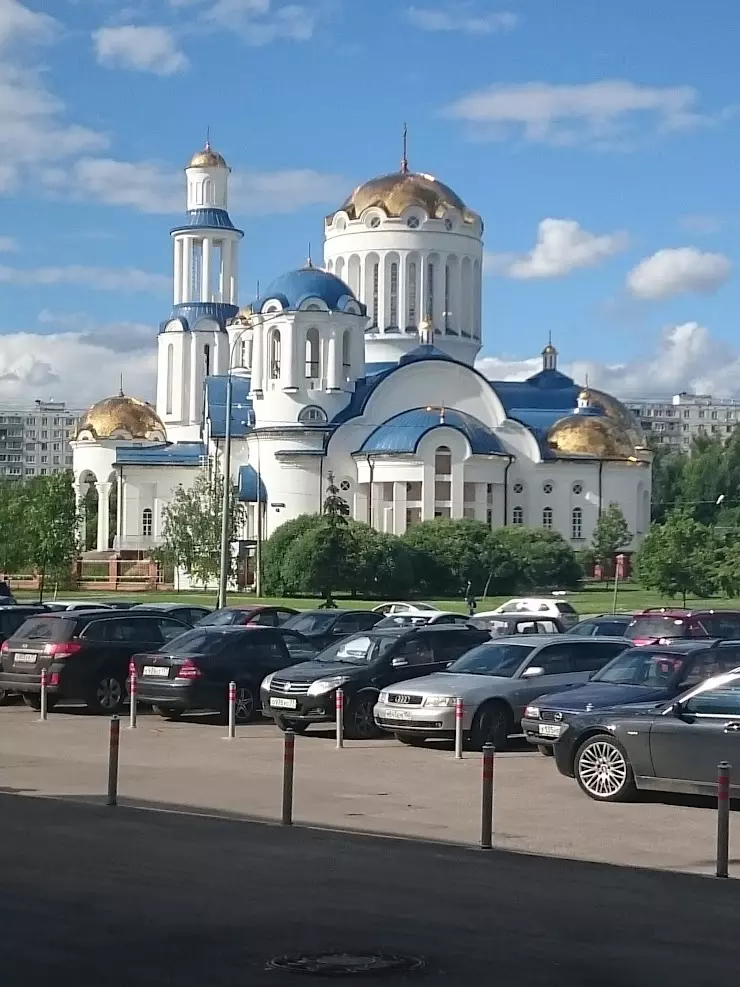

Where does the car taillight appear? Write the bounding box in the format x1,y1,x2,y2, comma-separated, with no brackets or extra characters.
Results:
0,641,8,653
176,660,202,680
44,641,83,659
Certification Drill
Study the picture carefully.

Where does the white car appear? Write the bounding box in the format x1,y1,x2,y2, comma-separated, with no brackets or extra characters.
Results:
480,598,579,629
371,602,441,616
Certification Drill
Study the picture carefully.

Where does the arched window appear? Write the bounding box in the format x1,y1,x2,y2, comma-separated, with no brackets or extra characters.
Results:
203,344,210,378
342,331,351,371
305,328,319,378
371,261,379,327
572,507,583,540
434,445,452,475
407,260,418,329
444,263,451,331
512,506,524,526
426,260,435,321
389,261,399,328
142,508,153,538
165,343,174,415
298,406,327,425
202,178,214,206
542,507,553,530
269,329,281,379
240,338,253,369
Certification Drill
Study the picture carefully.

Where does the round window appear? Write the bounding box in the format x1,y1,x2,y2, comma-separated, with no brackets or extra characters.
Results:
369,216,381,229
339,479,351,492
513,481,524,494
407,216,420,229
543,481,554,495
572,482,583,495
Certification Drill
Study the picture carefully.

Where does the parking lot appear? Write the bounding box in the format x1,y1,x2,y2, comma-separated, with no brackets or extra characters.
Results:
0,702,737,877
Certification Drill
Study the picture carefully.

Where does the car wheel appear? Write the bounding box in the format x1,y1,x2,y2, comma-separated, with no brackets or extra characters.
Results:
469,701,513,751
22,693,58,712
537,744,555,757
275,717,309,734
234,685,257,724
575,734,637,802
344,694,381,741
0,687,11,706
86,675,125,714
153,706,183,721
394,733,427,747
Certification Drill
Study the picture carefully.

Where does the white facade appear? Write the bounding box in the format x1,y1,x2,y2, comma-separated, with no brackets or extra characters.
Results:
72,144,652,564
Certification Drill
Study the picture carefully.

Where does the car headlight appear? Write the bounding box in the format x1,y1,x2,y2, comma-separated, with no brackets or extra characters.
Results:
423,695,457,707
378,692,389,704
308,676,350,696
525,705,540,719
261,672,276,691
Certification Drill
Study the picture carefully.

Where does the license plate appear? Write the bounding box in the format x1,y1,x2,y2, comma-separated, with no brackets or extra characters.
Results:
270,697,297,709
143,666,170,677
383,708,413,721
14,653,37,664
538,723,562,738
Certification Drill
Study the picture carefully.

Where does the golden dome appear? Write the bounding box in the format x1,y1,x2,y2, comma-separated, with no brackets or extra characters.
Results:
187,143,228,169
586,387,646,447
76,395,166,441
547,415,637,460
335,171,478,223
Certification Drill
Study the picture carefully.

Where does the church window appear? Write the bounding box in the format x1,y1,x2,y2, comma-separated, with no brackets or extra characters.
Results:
298,406,327,424
513,481,524,494
407,261,418,328
389,262,399,328
543,481,554,495
240,339,253,369
203,344,210,378
305,329,319,379
165,343,174,416
269,329,281,379
407,216,420,229
427,261,435,321
342,331,351,371
371,262,379,328
434,445,452,475
572,482,583,495
142,508,153,538
512,506,524,525
444,263,451,330
191,240,203,301
572,507,583,540
542,507,553,530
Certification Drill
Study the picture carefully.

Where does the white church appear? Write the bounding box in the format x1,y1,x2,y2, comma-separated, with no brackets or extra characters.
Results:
72,140,652,577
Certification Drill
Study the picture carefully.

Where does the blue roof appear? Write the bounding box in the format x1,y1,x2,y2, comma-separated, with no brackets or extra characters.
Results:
170,209,242,235
258,267,366,315
160,302,238,333
358,408,507,456
237,465,267,503
205,376,252,438
115,442,206,467
398,344,454,365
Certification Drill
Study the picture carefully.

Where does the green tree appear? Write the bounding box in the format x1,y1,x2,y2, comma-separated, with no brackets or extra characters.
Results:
281,522,355,603
634,508,717,606
261,513,324,595
591,502,632,585
25,471,79,601
158,470,245,592
498,528,582,592
0,478,28,573
346,524,416,599
649,441,688,524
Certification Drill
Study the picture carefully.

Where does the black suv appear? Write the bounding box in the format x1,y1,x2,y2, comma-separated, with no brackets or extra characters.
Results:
281,609,385,650
0,610,190,714
261,624,490,740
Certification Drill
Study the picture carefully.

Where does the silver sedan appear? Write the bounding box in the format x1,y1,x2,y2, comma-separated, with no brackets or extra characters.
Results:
373,635,630,750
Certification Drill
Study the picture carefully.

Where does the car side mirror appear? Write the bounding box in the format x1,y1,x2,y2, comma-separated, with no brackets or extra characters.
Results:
522,666,545,678
392,657,409,668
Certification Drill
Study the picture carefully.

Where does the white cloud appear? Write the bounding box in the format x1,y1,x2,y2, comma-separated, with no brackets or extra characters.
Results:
93,25,188,75
197,0,316,45
475,323,740,400
406,5,518,34
42,155,344,216
486,218,628,279
0,0,56,48
443,79,715,146
627,247,731,300
0,264,169,293
0,329,157,406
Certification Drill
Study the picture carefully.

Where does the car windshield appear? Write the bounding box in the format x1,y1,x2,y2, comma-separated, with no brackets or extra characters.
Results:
592,647,691,686
283,612,340,634
158,629,226,655
316,634,396,664
625,616,687,640
447,642,536,677
198,610,246,627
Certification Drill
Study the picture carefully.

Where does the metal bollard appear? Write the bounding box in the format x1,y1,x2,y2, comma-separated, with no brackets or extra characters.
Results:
107,716,120,807
281,729,295,826
717,761,731,878
336,688,344,749
227,680,237,739
454,697,464,759
39,668,48,722
128,666,137,730
480,743,495,850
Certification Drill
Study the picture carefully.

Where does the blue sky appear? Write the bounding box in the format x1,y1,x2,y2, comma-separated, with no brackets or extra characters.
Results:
1,0,739,406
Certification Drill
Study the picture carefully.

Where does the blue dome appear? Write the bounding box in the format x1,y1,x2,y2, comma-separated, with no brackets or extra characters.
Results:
358,408,506,456
260,267,365,315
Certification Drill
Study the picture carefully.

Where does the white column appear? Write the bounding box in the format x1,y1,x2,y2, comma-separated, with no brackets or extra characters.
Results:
393,481,406,535
231,239,239,305
116,474,123,549
433,258,445,333
327,332,340,390
377,252,387,331
96,482,111,552
221,240,232,304
189,333,199,424
202,238,212,302
422,462,435,520
174,238,183,305
451,462,464,518
474,260,482,339
252,324,264,392
283,322,297,389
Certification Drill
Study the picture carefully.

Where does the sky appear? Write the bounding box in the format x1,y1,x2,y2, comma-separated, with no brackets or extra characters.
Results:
0,0,739,408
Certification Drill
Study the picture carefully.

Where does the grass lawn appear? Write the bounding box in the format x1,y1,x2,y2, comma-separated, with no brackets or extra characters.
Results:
14,584,740,615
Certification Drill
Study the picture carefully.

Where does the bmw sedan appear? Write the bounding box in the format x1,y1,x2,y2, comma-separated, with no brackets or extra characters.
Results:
554,667,740,801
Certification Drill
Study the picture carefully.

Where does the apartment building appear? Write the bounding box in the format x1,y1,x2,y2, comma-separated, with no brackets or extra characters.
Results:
627,392,740,451
0,400,81,479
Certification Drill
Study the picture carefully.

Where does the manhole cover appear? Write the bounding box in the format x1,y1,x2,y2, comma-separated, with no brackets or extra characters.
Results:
267,952,424,976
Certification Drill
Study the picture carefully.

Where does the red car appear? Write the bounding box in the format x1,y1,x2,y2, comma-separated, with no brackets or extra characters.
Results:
625,608,740,646
196,605,299,628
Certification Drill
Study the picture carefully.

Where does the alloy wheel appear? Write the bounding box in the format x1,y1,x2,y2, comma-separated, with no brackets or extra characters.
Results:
577,740,628,799
234,687,255,723
96,677,123,712
349,698,377,739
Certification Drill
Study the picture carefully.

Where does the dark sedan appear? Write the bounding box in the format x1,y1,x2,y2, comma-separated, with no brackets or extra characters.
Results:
197,605,298,627
132,602,212,626
554,667,740,801
521,640,740,751
281,609,384,650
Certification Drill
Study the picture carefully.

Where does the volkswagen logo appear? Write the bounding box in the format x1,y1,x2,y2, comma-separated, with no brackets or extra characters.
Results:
284,683,293,692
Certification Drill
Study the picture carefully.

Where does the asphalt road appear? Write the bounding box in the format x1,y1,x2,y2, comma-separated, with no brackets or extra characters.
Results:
0,796,737,987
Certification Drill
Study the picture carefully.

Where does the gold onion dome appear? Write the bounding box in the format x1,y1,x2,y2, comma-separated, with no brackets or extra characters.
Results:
547,414,637,460
76,395,166,441
585,387,646,448
187,141,228,169
336,171,478,222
